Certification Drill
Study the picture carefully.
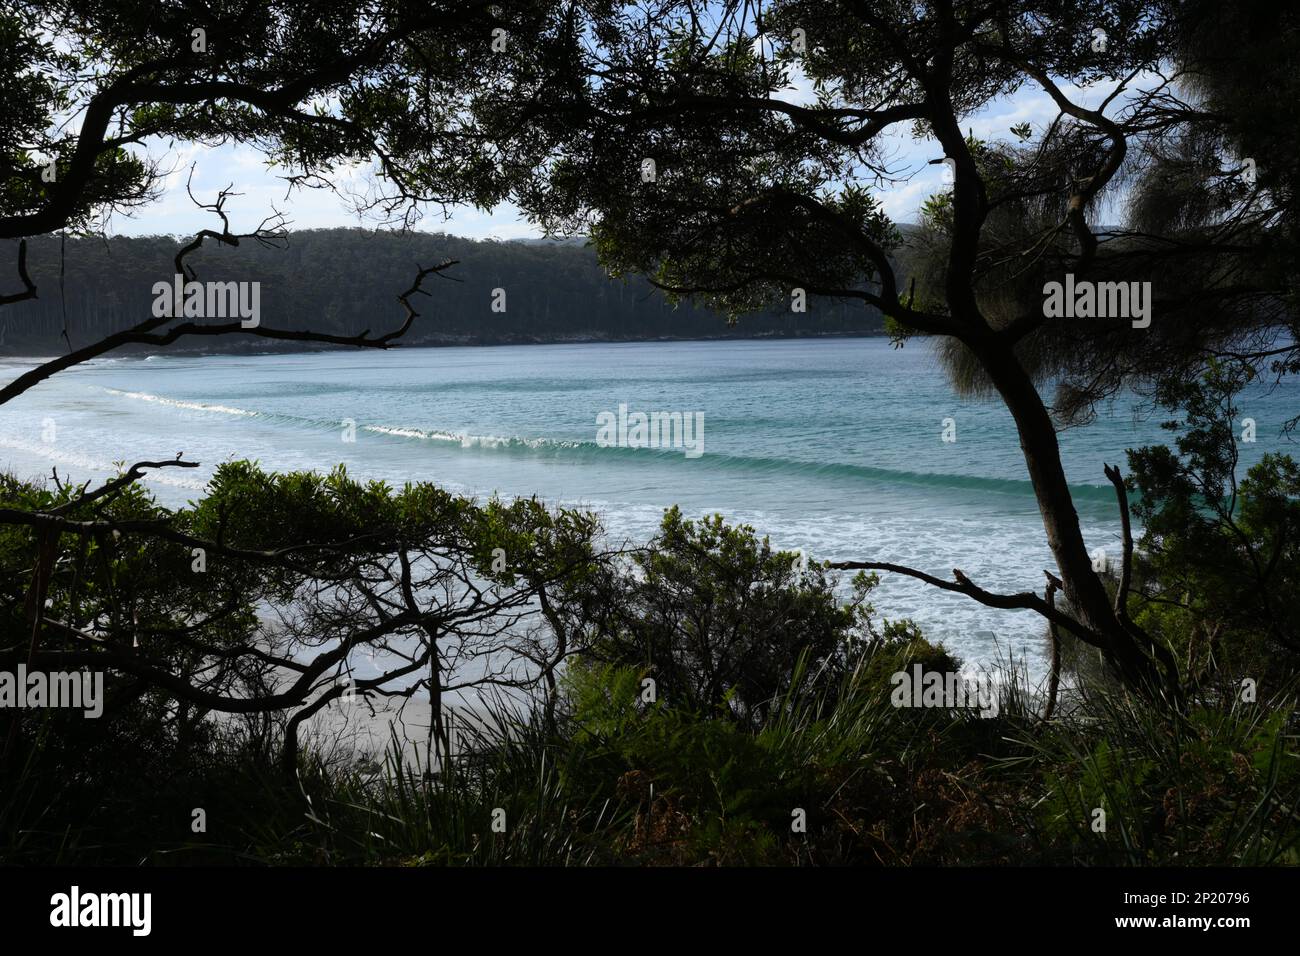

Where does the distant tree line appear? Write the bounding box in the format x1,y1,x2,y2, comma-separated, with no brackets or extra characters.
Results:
0,229,896,353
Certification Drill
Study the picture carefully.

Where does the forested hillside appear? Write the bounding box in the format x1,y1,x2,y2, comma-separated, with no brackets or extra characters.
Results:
0,229,890,352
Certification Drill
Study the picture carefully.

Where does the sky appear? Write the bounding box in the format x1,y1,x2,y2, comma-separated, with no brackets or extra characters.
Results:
103,71,1131,241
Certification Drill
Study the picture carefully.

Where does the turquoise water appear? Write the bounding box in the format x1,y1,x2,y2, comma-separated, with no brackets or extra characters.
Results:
2,337,1294,675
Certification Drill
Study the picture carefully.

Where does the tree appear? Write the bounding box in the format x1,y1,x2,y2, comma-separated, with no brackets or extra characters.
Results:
0,460,602,775
0,1,583,771
505,0,1298,699
1125,364,1300,687
572,507,875,725
0,0,570,399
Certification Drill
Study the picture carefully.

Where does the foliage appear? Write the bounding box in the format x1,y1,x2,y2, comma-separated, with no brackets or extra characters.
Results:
576,506,879,725
0,229,889,353
3,468,1297,866
1125,364,1300,687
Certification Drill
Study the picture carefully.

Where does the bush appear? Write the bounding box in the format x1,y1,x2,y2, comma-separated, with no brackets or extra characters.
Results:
579,506,879,726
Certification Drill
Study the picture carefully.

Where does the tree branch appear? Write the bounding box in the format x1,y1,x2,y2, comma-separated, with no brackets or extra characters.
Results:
0,239,38,306
827,558,1106,647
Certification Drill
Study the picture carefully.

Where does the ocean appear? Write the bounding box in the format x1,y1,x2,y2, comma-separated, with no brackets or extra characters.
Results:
2,336,1294,678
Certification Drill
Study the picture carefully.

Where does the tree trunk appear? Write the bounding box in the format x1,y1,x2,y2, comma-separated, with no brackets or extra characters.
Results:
973,344,1174,697
280,685,346,777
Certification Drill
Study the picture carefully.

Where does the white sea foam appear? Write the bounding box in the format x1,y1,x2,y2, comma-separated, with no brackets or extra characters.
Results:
363,424,428,439
104,388,257,417
363,424,579,450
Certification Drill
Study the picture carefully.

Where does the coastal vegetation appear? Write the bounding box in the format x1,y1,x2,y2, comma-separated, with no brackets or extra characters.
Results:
1,0,1298,867
0,229,891,353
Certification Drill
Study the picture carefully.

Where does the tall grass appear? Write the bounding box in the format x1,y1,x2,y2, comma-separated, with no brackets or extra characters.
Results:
4,642,1297,866
1008,675,1300,865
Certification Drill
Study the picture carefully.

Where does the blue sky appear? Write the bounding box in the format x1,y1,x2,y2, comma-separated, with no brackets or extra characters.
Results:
104,73,1132,241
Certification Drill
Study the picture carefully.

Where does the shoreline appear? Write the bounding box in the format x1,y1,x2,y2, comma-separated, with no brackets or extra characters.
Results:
0,328,890,361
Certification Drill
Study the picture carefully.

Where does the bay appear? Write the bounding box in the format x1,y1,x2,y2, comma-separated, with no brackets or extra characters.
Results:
2,336,1293,678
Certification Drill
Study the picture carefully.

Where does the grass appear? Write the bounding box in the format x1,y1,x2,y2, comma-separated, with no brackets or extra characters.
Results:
3,641,1298,866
